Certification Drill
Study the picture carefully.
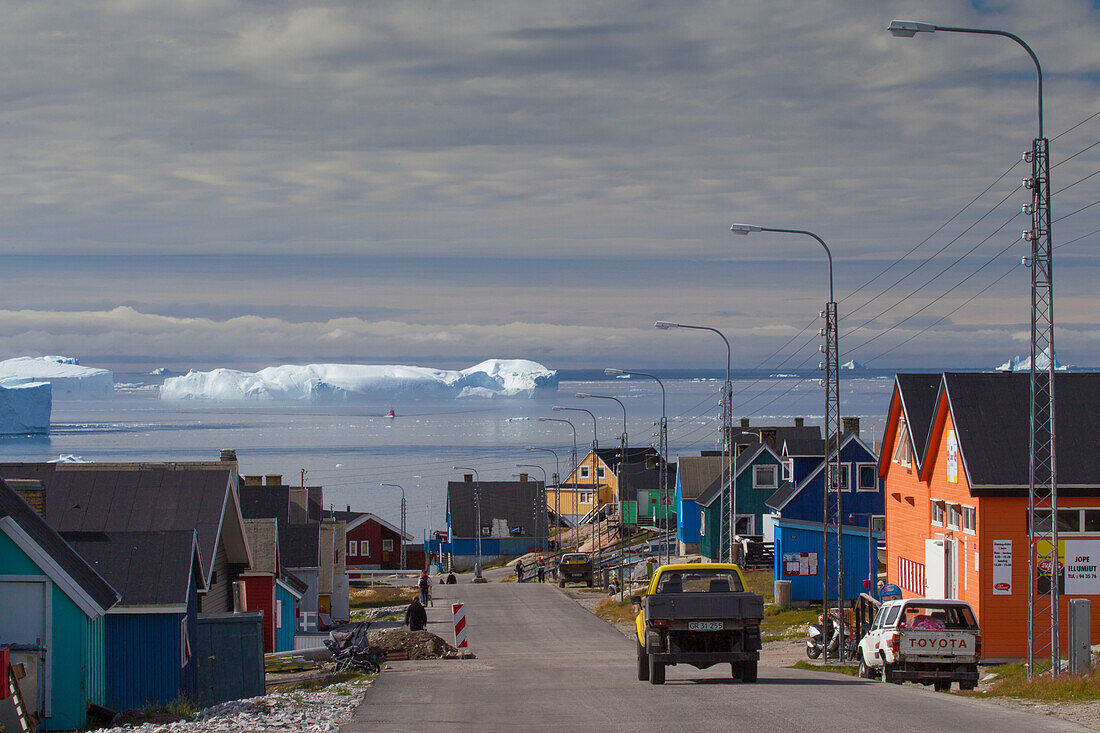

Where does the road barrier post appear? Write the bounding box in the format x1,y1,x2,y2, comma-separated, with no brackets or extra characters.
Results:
452,602,468,649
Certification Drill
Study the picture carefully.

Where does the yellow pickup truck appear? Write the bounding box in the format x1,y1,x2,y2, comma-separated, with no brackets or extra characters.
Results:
632,562,763,685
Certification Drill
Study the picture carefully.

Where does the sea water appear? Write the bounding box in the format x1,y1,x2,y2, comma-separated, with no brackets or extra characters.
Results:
0,368,903,538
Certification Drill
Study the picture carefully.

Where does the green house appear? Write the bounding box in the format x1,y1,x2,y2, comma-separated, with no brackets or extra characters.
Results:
0,478,119,731
696,443,788,561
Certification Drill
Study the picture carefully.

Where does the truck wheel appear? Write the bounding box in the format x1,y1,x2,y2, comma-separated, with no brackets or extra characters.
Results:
637,644,650,681
587,578,593,587
858,657,870,679
649,654,665,685
882,663,900,684
740,660,758,683
960,680,977,691
558,580,565,588
934,681,951,692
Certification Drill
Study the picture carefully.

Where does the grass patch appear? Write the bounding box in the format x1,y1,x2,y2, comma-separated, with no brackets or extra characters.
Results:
740,568,774,602
350,586,417,609
761,607,820,641
964,661,1100,701
790,660,858,677
279,670,372,693
595,598,638,624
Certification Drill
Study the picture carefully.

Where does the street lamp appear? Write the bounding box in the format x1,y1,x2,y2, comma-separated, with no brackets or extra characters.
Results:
527,446,562,551
379,483,407,570
606,368,671,566
654,321,734,563
732,223,843,661
555,405,603,563
538,418,579,548
887,18,1057,680
453,466,486,582
577,392,629,599
515,464,549,552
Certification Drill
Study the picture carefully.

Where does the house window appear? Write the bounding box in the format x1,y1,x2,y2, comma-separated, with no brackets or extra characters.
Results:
276,598,283,629
597,467,606,479
348,540,357,557
580,466,590,478
180,617,191,668
481,526,490,536
858,464,877,491
1031,509,1088,534
893,417,912,467
1059,510,1082,533
946,504,961,530
1085,510,1100,533
962,506,976,534
753,465,778,489
931,500,944,526
837,465,850,491
359,540,369,556
871,515,886,533
782,458,794,482
700,509,706,536
382,539,394,552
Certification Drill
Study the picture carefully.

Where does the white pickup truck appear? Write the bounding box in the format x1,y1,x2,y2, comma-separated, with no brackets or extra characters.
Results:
857,598,981,691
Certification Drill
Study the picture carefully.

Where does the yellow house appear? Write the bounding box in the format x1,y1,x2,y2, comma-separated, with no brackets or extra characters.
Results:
546,447,665,525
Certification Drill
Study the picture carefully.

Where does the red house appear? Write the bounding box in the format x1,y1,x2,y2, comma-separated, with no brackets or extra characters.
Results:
242,517,281,653
332,508,413,571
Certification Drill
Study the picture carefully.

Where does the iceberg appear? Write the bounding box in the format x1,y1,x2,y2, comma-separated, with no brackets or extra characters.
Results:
996,349,1069,373
0,356,113,396
0,381,51,435
840,360,867,371
160,359,558,401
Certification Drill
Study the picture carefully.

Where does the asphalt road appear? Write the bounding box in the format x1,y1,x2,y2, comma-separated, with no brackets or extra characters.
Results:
343,578,1088,733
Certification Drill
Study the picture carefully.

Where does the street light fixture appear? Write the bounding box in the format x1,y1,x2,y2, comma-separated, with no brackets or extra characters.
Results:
538,418,579,548
606,368,671,566
554,406,603,562
379,483,408,570
887,19,1056,679
653,320,734,564
453,466,486,582
527,446,562,551
515,464,548,552
577,392,629,600
732,223,843,662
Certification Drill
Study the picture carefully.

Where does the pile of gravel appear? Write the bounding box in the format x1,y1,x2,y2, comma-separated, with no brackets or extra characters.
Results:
369,629,464,659
102,677,370,732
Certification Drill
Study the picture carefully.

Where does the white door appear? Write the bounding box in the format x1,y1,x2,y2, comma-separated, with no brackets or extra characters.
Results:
761,515,775,543
944,539,957,599
0,579,49,717
925,539,946,598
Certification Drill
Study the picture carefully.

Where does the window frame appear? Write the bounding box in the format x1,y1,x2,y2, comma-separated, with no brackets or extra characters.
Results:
382,538,394,552
579,466,590,479
857,463,878,492
837,464,851,491
348,540,357,557
753,464,778,489
961,506,976,535
946,504,961,530
893,417,913,468
931,500,944,527
360,540,369,557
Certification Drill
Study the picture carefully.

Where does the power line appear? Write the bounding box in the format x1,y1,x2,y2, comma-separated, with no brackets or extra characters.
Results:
1053,198,1100,224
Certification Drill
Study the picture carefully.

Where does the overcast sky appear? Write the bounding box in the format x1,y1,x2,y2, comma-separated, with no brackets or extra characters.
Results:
0,0,1098,371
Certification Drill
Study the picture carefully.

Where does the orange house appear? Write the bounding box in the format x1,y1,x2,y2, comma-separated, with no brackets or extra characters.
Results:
880,372,1100,660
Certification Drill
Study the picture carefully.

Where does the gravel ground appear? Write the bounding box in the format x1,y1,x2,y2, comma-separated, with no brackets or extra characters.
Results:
101,677,372,732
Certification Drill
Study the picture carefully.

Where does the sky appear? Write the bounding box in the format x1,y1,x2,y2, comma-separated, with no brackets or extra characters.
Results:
0,0,1099,371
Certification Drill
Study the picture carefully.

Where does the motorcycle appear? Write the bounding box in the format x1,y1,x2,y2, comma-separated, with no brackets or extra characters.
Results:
805,609,852,660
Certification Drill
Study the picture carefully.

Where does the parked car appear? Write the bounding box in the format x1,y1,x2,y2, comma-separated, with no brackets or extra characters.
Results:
557,552,594,587
632,562,763,685
856,598,981,690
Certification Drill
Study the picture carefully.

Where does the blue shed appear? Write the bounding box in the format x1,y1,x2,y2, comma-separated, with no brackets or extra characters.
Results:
66,529,205,711
0,478,119,731
773,517,881,603
674,456,724,553
275,573,305,652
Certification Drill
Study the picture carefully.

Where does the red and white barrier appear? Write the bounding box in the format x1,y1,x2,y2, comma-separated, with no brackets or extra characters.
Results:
451,602,468,648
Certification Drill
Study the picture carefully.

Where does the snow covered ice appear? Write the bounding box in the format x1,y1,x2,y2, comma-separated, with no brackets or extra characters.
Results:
0,382,51,435
996,348,1069,372
160,359,558,401
0,355,114,396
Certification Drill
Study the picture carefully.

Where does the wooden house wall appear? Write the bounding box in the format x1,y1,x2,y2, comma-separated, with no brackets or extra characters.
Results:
201,540,230,614
104,612,185,710
243,575,276,653
780,442,884,524
347,520,404,569
734,449,784,532
275,583,297,652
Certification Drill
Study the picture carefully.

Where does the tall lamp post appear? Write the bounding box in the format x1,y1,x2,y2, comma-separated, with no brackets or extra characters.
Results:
731,224,843,661
577,392,629,598
527,446,562,551
515,464,549,553
538,418,579,548
555,405,602,562
887,19,1057,679
452,466,485,582
606,368,670,566
655,321,734,563
379,483,407,570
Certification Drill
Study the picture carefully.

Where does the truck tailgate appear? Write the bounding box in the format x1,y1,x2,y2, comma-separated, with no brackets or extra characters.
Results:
899,630,978,660
645,593,764,621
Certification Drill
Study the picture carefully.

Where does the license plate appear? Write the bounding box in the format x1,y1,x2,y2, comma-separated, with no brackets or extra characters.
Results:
688,621,724,631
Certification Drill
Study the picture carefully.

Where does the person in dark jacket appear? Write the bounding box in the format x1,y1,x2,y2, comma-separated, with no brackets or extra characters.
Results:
404,596,428,631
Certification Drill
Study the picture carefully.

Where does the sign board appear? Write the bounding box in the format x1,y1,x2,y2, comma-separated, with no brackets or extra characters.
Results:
993,540,1012,595
945,430,958,483
1064,540,1100,596
782,552,818,576
879,583,902,602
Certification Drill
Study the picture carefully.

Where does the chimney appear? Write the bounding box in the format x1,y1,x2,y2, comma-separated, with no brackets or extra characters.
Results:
794,417,804,427
265,474,283,486
464,474,473,483
740,417,750,428
219,449,237,463
10,480,45,517
244,475,262,486
842,417,861,437
346,505,351,513
519,473,528,482
760,428,777,450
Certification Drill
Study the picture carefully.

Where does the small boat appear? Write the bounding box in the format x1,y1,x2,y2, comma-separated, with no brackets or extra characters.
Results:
385,409,396,419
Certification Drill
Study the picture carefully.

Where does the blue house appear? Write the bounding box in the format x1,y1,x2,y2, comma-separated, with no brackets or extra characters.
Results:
0,478,119,731
674,456,723,555
65,529,205,711
276,572,306,652
767,424,885,531
772,517,882,603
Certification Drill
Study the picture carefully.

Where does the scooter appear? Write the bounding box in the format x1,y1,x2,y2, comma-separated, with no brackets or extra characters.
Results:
805,609,846,660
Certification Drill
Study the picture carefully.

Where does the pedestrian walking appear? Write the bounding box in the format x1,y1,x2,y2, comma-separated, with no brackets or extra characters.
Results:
418,570,430,605
404,596,427,632
516,560,525,583
537,557,545,583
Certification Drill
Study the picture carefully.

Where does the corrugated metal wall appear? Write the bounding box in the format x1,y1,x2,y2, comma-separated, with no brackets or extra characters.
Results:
194,612,264,708
104,613,184,710
87,614,106,707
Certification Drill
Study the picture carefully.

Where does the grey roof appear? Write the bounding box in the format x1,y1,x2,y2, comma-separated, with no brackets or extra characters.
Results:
64,529,201,607
447,480,549,539
765,482,799,511
893,374,943,470
942,372,1100,492
279,523,319,568
279,568,309,595
783,437,827,457
0,462,243,584
244,518,279,575
0,477,119,614
677,457,725,501
239,485,290,522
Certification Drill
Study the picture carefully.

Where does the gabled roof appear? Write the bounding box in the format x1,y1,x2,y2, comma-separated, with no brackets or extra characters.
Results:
0,477,119,616
239,485,290,523
593,446,661,470
0,462,251,586
881,374,943,473
325,510,411,540
676,456,725,501
279,568,308,597
696,442,782,506
937,372,1100,492
447,480,548,539
279,523,320,569
782,437,827,458
767,431,876,512
65,529,203,610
